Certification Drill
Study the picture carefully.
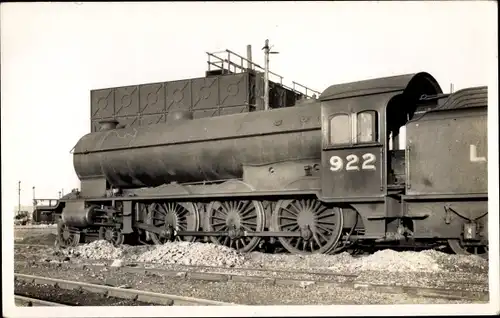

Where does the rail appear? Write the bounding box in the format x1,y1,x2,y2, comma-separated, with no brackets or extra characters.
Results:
14,273,238,306
206,49,320,99
14,295,68,307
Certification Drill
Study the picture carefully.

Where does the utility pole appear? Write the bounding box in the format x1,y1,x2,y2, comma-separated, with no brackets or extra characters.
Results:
18,181,21,216
246,45,253,70
262,39,279,111
32,186,36,205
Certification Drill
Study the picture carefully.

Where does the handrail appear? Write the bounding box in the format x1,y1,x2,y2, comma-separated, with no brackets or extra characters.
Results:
224,49,284,84
33,199,59,207
206,48,319,99
292,81,321,98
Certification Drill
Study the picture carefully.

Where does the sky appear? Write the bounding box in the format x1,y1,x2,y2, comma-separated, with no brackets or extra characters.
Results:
1,1,498,212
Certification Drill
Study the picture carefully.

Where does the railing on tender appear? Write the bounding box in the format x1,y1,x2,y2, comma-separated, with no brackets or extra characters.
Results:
206,49,320,99
33,199,59,208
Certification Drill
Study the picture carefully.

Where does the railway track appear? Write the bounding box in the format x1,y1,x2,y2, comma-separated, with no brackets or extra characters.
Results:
15,295,68,307
14,273,237,306
14,260,489,302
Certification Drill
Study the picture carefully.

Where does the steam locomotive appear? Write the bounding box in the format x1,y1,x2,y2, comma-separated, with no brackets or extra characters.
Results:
37,49,488,257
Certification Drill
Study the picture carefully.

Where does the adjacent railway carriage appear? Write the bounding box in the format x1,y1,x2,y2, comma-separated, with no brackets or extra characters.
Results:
37,51,488,257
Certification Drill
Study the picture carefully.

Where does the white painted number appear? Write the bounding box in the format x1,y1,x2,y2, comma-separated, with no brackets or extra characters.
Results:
329,153,376,172
469,145,487,163
346,154,360,171
361,153,376,170
329,156,344,171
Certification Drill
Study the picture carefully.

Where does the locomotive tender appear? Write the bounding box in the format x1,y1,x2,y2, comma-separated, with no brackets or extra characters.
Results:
45,49,488,257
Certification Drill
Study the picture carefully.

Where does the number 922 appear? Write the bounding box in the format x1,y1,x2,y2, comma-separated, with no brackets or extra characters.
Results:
329,153,376,172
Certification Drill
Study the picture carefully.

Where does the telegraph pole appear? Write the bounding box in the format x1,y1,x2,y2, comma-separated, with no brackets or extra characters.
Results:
32,186,36,206
18,181,21,216
262,39,279,111
263,40,270,111
246,44,253,70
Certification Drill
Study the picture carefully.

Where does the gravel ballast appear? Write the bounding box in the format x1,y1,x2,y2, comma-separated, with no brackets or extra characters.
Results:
13,238,490,305
14,262,485,305
56,240,488,275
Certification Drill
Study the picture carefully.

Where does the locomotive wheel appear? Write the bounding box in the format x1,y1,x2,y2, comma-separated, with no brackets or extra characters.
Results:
147,202,200,244
205,200,265,253
98,226,125,247
327,210,364,255
271,199,343,255
57,220,80,248
327,227,356,255
448,239,488,259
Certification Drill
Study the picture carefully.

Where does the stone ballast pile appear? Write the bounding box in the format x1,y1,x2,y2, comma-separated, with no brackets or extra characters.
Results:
68,240,247,267
137,241,247,267
64,240,488,274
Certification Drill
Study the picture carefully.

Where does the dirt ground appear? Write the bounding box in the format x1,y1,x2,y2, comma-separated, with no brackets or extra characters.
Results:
14,227,57,245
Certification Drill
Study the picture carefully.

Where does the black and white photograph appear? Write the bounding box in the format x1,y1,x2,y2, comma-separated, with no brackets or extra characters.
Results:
2,1,498,317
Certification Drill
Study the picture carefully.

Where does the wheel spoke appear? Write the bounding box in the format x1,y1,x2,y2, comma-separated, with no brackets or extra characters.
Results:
294,200,304,213
282,206,298,217
241,220,257,227
316,211,335,219
315,206,330,216
312,232,322,246
278,215,296,220
240,224,253,232
241,215,256,221
280,221,297,228
317,220,336,226
292,238,298,249
311,200,321,213
240,203,254,217
316,229,329,242
315,223,332,232
303,200,312,212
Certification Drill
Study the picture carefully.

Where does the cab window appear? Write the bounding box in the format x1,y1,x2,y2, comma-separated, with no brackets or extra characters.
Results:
357,110,378,143
329,113,351,145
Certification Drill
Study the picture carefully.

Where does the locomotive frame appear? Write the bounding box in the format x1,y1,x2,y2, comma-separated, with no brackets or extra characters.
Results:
41,70,488,258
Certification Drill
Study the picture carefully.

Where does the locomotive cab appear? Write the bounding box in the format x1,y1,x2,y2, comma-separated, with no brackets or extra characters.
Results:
318,72,442,201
